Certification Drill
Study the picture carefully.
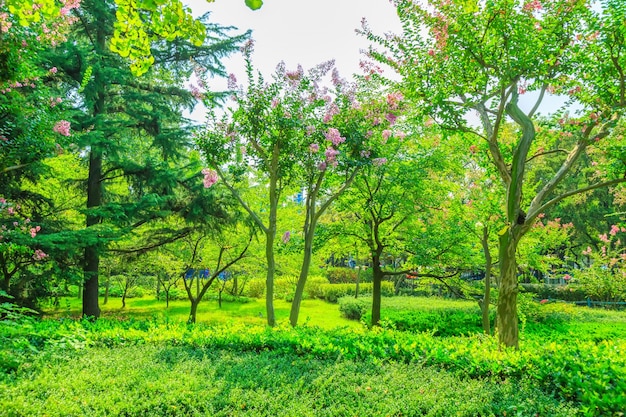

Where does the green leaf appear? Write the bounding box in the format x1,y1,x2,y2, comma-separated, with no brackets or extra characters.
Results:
245,0,263,11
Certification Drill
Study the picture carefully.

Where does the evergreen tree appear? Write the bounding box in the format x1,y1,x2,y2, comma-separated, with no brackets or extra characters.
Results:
48,0,248,318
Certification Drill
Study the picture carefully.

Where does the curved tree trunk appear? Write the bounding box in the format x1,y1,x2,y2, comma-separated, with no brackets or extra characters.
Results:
289,216,316,327
188,299,198,324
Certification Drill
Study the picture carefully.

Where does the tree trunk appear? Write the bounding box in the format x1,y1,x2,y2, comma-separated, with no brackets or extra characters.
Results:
371,253,383,327
218,288,223,308
188,299,198,324
82,23,106,319
496,229,520,348
165,290,170,308
480,226,492,335
289,216,316,327
265,174,279,327
103,276,110,305
121,289,127,309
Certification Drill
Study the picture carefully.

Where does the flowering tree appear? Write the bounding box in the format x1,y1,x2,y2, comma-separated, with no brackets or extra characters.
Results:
0,199,49,306
196,45,396,325
577,225,626,303
364,0,626,347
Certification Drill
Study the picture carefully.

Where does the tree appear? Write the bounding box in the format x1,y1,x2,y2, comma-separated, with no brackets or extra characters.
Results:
364,0,626,347
48,1,247,318
5,0,262,76
197,50,384,325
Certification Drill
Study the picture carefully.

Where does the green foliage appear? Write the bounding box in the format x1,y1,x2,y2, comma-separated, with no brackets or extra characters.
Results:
2,310,626,414
326,267,358,283
338,296,369,320
320,282,394,303
520,283,588,302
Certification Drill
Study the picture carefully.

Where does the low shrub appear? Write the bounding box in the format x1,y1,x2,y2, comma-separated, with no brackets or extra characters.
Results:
520,283,587,301
326,267,357,284
303,275,329,299
243,278,265,299
320,282,395,303
338,297,370,320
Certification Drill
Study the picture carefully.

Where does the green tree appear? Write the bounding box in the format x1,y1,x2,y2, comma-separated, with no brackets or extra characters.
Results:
48,0,248,318
364,0,626,347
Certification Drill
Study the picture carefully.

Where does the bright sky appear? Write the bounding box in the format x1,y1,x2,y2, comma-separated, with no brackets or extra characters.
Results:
185,0,402,120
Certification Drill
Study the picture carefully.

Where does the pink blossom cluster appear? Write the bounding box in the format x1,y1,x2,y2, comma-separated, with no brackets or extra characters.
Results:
325,128,345,146
325,147,340,167
386,92,403,110
30,225,41,238
323,103,340,123
0,12,12,33
372,157,387,166
282,231,291,244
202,168,218,188
523,0,542,12
53,120,71,136
33,249,48,261
309,143,319,153
60,0,81,16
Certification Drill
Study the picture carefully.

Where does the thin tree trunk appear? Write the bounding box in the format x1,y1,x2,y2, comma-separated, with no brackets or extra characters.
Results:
480,226,492,335
289,215,316,326
188,299,198,323
371,253,383,326
496,229,519,348
265,175,278,327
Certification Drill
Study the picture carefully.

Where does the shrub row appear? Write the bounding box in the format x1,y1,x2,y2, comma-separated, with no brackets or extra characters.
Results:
520,283,588,301
2,317,624,415
320,281,395,303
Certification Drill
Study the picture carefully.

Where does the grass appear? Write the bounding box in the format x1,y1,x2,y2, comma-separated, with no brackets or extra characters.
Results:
3,295,624,416
43,296,360,329
0,344,577,417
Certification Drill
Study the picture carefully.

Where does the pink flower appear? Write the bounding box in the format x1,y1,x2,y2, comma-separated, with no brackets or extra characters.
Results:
540,299,549,304
33,249,47,261
563,274,571,281
318,161,327,171
523,0,542,12
360,150,371,158
309,143,319,153
610,225,620,236
599,233,610,243
282,231,291,244
49,67,58,74
382,130,392,142
394,131,406,140
386,113,397,125
201,168,218,188
386,92,403,109
373,157,387,166
53,120,71,136
325,128,345,146
29,226,40,238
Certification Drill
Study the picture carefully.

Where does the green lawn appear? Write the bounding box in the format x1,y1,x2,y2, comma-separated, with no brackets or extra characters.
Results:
43,296,361,329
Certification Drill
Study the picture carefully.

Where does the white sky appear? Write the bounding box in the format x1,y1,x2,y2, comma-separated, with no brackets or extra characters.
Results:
184,0,402,120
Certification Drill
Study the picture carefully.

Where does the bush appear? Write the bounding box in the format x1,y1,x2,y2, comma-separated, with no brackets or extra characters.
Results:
320,282,395,302
243,278,265,298
303,275,329,299
326,267,358,283
338,296,370,320
520,283,587,301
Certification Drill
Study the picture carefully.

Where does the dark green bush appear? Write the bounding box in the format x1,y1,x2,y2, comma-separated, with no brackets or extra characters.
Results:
338,297,370,320
326,267,358,283
520,283,587,301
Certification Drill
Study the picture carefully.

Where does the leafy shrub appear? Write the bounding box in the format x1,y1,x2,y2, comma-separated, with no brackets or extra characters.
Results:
243,278,265,298
320,282,394,302
338,296,370,320
303,275,329,299
520,283,587,301
326,267,358,283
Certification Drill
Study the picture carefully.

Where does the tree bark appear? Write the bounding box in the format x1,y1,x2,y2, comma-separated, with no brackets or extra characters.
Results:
479,226,492,335
496,229,520,348
289,214,316,326
188,299,198,323
371,252,383,326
